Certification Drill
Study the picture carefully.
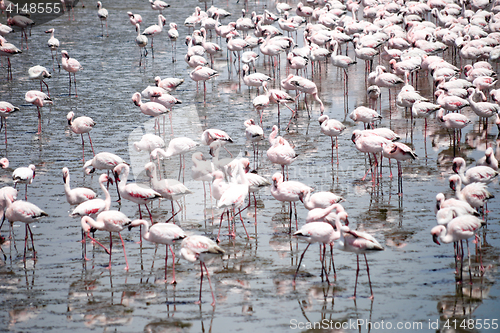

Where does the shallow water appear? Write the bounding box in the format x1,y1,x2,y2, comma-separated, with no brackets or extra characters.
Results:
0,1,500,332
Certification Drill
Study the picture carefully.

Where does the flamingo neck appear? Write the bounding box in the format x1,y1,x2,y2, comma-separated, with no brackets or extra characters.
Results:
81,216,104,232
100,178,112,210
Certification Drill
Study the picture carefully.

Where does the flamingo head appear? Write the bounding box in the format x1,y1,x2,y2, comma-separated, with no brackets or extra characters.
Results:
99,173,113,186
45,28,54,33
61,50,70,59
338,211,349,226
430,225,444,245
97,1,102,9
451,157,465,174
0,158,9,169
318,114,328,125
271,172,283,187
448,175,460,191
132,92,141,106
128,219,149,231
66,111,75,125
62,167,69,183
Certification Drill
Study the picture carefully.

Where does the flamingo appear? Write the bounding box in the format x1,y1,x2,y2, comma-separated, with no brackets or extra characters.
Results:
0,38,21,80
266,131,298,178
62,167,97,205
96,1,108,37
189,66,219,103
155,76,184,92
129,219,186,283
349,106,382,129
83,152,126,201
142,14,166,58
127,12,142,26
80,211,132,270
7,15,34,49
149,0,169,14
167,23,179,62
113,163,161,223
61,50,82,97
435,90,470,112
67,111,96,162
25,90,52,135
437,109,471,143
449,175,494,213
3,194,47,262
330,40,356,98
0,101,19,145
351,131,390,182
289,75,325,116
200,128,233,157
144,162,192,222
70,173,113,217
337,224,384,299
477,147,498,170
216,161,251,241
244,119,264,168
299,189,345,211
382,142,417,194
271,172,312,232
28,65,51,96
431,215,483,281
133,133,165,154
134,23,148,66
452,157,499,184
435,192,478,216
242,64,272,91
318,115,346,165
293,222,338,285
131,92,168,133
263,82,296,131
178,235,225,306
199,27,221,68
12,164,35,200
151,137,198,181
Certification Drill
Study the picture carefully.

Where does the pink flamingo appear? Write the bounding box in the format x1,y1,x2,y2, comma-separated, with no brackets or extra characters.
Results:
4,194,47,262
149,0,169,14
452,157,499,184
330,40,356,98
351,131,390,182
299,189,344,210
129,219,186,284
151,137,198,180
263,82,296,131
155,76,184,92
12,164,35,200
83,152,126,201
266,129,298,178
113,163,161,222
349,106,382,129
25,90,52,135
244,119,264,168
242,64,272,91
435,193,478,216
178,235,225,306
131,92,168,133
382,142,417,194
133,133,165,154
437,109,471,143
61,50,82,97
477,147,498,170
435,90,470,112
289,75,324,116
449,175,494,213
318,115,346,165
431,215,483,281
0,101,19,145
189,66,219,103
7,15,33,49
62,167,97,205
271,172,312,232
127,12,142,26
96,1,108,37
200,27,221,68
142,14,166,58
338,224,384,299
201,128,233,157
144,162,192,222
0,38,21,80
70,173,113,217
80,211,132,269
67,111,96,162
28,65,51,96
135,23,149,67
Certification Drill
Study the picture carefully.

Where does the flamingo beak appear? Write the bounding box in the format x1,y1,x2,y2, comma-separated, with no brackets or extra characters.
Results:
107,177,114,185
432,234,440,245
114,171,120,182
452,162,458,173
449,180,455,191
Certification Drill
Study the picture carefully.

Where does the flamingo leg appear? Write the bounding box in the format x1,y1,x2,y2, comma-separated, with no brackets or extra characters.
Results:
293,243,310,285
196,261,204,304
353,254,360,299
365,254,374,299
169,245,177,284
86,232,110,254
119,232,129,271
88,133,95,156
37,106,42,135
